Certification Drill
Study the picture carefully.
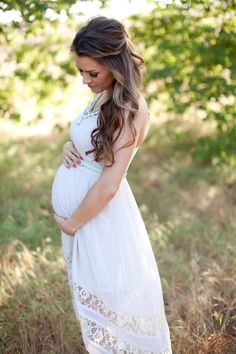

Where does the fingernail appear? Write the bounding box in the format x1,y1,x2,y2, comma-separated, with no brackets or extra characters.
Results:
79,156,84,160
72,163,76,167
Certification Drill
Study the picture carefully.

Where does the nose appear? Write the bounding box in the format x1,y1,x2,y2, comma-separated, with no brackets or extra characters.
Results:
82,73,92,85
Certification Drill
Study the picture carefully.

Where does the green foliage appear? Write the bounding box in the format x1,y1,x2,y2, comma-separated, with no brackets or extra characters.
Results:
130,0,236,163
0,0,108,122
0,5,75,120
1,0,236,163
0,0,76,25
0,0,107,26
1,20,75,121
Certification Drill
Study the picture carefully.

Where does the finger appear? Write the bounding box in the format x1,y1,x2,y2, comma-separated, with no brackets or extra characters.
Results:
66,153,83,167
67,146,83,160
63,153,78,166
68,152,79,162
71,150,84,160
63,160,76,169
66,156,77,168
64,151,81,165
64,147,79,158
63,145,83,160
53,213,65,224
71,148,81,158
63,158,72,168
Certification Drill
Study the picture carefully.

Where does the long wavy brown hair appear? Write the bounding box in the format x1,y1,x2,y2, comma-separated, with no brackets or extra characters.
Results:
71,16,144,167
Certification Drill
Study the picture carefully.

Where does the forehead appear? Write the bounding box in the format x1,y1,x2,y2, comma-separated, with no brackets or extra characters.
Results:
74,54,105,71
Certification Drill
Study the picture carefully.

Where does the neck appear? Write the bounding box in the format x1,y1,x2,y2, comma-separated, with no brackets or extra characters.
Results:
103,88,112,100
98,89,112,106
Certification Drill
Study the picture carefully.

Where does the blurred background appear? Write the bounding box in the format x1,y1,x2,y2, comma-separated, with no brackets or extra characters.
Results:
1,1,236,353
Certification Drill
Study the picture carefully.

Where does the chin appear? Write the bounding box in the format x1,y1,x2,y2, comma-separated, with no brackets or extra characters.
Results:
89,86,99,93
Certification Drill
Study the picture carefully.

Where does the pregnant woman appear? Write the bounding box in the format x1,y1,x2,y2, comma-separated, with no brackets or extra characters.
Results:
52,16,172,354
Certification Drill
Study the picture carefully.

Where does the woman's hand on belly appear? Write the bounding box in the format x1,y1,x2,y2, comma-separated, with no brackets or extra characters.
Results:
63,140,83,169
53,212,78,236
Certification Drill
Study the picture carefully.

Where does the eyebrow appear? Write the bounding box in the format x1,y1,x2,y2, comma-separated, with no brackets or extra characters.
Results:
76,65,99,73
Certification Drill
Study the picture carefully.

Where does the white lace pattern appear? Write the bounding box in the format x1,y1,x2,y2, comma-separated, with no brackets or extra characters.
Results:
80,316,172,354
72,282,167,336
63,255,171,353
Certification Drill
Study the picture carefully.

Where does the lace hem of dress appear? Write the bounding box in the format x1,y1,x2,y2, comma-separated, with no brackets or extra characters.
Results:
72,282,167,337
63,256,172,354
80,316,172,354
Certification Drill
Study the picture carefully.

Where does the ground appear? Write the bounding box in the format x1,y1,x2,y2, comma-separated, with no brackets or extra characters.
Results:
1,116,236,353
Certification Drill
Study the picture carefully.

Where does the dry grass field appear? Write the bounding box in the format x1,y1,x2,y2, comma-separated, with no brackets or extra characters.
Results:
1,116,236,353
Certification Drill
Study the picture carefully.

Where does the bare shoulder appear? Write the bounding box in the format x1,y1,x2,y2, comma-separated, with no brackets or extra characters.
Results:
137,94,150,123
138,94,149,112
135,94,151,146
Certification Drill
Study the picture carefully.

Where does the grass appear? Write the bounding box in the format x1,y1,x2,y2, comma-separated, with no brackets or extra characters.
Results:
1,118,236,353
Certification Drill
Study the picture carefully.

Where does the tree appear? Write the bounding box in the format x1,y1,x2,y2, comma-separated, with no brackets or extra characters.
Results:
130,0,236,162
0,0,107,122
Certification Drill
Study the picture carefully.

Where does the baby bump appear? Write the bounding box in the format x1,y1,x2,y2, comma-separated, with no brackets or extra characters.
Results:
51,164,85,218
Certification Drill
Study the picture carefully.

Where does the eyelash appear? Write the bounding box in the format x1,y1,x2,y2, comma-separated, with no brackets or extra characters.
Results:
79,70,98,78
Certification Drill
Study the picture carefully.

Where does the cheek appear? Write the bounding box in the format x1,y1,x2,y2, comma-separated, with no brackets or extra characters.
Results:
96,71,114,88
103,72,114,84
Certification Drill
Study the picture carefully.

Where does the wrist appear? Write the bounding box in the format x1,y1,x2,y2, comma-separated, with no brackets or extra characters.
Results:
68,216,80,234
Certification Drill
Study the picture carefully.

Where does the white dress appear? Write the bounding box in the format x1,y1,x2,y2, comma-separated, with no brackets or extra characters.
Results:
51,93,172,354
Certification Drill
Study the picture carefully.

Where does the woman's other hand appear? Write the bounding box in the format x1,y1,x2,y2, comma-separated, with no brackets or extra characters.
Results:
53,213,77,236
63,141,83,168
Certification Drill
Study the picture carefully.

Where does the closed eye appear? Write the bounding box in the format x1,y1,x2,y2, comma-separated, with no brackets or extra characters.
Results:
78,69,98,78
